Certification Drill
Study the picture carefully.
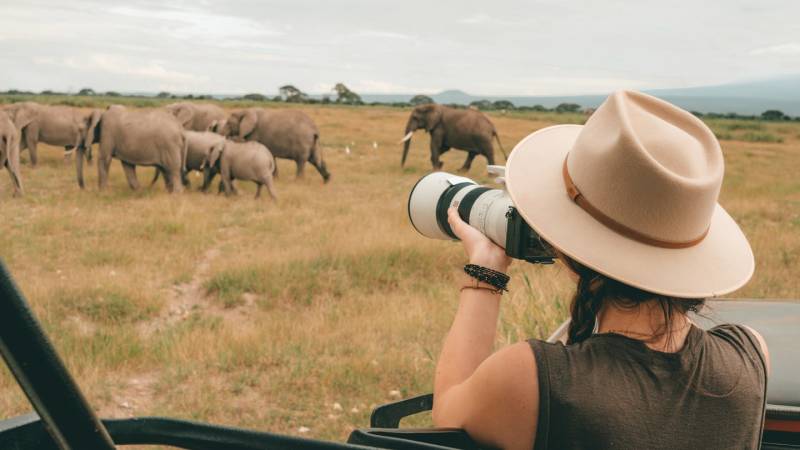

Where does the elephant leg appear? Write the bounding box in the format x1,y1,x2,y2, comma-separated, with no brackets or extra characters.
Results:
148,168,161,188
483,142,496,166
121,161,140,190
97,150,113,190
273,162,279,179
165,166,184,193
181,169,191,189
75,147,85,189
459,152,477,173
63,146,74,164
255,184,262,199
201,167,216,192
429,133,445,170
26,136,38,167
295,159,306,179
221,164,234,196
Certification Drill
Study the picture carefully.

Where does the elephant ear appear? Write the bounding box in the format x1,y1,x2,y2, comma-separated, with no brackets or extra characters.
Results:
12,104,36,130
207,141,225,168
239,110,257,139
86,110,102,146
174,105,193,127
424,105,443,132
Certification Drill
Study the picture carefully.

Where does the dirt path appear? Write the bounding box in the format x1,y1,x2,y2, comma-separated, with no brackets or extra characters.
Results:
110,234,262,418
138,246,221,336
101,371,159,419
106,245,222,418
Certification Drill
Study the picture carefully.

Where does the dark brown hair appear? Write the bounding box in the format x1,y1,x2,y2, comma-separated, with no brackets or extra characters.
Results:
560,255,705,345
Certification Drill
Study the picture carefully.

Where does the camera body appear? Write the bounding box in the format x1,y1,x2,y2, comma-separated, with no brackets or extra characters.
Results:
407,169,555,264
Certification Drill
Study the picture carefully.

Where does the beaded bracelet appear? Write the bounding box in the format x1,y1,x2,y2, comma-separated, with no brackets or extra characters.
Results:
463,264,510,291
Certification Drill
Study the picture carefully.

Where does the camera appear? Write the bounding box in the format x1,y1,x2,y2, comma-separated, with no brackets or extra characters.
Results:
407,167,556,264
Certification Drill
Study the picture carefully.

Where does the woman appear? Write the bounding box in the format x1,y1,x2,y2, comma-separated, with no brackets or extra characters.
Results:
432,90,770,450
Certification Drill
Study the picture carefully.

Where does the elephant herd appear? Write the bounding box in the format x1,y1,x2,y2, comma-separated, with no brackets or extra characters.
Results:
0,101,330,199
0,100,506,199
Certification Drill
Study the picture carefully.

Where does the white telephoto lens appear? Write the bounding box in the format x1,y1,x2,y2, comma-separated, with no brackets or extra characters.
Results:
467,189,513,248
408,172,475,240
408,172,513,249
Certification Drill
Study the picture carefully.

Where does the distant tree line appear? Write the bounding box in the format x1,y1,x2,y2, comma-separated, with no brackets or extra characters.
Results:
690,109,797,122
1,86,797,120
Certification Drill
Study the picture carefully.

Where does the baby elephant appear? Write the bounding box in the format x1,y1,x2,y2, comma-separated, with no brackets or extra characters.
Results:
150,130,224,190
207,140,277,200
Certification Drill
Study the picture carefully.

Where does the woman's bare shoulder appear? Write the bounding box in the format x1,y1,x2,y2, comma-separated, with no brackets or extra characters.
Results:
449,342,540,450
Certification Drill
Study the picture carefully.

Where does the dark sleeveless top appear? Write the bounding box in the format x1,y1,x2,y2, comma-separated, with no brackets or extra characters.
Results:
528,324,767,450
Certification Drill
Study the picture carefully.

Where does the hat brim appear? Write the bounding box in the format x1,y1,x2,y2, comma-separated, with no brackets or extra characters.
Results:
505,124,754,298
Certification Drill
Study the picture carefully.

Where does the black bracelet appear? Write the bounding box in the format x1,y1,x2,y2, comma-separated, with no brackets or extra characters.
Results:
464,264,510,291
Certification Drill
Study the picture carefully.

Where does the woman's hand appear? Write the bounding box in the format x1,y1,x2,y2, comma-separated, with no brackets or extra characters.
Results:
447,206,512,273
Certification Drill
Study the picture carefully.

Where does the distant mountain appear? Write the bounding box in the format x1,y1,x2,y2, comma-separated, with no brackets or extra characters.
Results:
359,75,800,116
647,75,800,100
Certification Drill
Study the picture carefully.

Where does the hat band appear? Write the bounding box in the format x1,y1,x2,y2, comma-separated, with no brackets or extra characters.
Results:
562,155,708,249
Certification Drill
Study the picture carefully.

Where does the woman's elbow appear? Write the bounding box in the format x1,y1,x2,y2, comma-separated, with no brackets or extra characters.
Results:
432,394,464,428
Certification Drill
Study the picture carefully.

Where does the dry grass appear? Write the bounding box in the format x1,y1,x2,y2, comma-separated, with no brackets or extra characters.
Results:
0,104,798,446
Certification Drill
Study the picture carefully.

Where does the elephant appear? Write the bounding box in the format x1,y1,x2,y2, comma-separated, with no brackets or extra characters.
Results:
400,103,507,172
149,130,225,191
219,108,330,183
0,111,23,197
207,140,277,200
165,102,227,132
2,102,101,167
82,105,187,192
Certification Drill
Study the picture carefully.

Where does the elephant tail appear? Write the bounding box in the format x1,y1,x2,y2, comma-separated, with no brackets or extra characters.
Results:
492,130,508,161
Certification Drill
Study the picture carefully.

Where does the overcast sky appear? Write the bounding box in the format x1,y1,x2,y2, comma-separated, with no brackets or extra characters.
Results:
1,0,798,96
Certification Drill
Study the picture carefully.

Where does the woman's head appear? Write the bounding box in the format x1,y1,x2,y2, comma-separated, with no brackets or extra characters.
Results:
503,91,754,300
559,253,705,345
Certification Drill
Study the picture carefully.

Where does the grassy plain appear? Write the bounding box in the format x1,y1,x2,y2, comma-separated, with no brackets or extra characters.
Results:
0,99,798,446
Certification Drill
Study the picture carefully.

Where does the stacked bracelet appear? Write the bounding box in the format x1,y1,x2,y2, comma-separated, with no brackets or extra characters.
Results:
463,264,510,291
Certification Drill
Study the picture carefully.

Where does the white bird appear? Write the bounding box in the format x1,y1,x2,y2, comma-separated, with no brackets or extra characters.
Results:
345,146,351,155
372,141,378,149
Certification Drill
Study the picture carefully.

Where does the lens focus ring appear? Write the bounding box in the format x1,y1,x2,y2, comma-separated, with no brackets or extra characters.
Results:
435,182,473,239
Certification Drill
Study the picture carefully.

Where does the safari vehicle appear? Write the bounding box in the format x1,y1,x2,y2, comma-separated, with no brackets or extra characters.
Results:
1,260,798,449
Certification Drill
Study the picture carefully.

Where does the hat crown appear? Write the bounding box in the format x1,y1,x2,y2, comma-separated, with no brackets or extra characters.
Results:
567,90,724,244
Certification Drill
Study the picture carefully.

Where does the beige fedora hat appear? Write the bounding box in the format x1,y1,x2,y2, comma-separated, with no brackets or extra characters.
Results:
505,90,753,298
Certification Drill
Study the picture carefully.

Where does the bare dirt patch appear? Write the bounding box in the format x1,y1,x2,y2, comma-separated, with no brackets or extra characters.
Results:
138,246,221,336
100,371,158,418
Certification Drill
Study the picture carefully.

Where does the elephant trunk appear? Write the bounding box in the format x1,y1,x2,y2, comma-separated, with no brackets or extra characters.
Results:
400,119,416,167
8,132,23,196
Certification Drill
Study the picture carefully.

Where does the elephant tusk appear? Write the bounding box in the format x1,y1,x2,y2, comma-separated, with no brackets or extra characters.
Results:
399,131,413,143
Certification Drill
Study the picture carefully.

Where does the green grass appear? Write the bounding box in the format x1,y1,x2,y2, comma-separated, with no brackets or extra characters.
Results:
204,247,455,307
740,131,784,143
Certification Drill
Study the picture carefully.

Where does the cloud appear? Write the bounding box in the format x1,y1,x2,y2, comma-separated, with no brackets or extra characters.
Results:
457,13,514,26
107,5,284,46
353,30,415,41
347,80,441,94
750,43,800,56
34,54,206,84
